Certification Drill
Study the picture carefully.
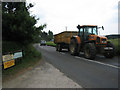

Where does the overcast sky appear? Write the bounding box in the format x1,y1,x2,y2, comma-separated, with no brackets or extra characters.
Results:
27,0,119,35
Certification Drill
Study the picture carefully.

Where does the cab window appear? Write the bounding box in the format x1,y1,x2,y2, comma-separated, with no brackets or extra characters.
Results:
79,28,83,36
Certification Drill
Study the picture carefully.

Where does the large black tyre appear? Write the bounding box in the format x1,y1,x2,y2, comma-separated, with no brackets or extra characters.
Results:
69,39,79,56
58,44,62,52
84,43,96,59
104,42,115,58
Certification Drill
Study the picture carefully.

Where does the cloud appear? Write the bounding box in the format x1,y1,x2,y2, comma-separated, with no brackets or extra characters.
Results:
27,0,119,35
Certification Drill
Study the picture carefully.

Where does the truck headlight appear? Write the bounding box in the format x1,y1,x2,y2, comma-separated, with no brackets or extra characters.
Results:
104,41,107,43
102,41,107,43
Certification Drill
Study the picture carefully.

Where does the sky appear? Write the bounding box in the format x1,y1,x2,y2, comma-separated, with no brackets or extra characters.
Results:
26,0,119,35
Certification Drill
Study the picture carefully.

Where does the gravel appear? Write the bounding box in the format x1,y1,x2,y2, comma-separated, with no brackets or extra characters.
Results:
3,61,82,88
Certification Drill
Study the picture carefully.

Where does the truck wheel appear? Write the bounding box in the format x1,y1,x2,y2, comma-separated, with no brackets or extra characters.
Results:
58,44,62,52
84,43,96,59
104,42,115,58
70,39,79,55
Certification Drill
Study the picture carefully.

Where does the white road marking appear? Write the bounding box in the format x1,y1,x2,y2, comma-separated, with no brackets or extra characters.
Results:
60,52,65,55
75,56,120,69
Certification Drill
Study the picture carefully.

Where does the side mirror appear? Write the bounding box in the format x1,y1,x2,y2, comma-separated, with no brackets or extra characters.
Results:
102,26,104,30
77,25,81,30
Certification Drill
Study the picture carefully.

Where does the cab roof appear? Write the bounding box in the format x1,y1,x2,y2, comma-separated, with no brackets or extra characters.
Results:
80,25,97,27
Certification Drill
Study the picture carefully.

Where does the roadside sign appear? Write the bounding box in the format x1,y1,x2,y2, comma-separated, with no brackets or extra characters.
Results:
2,54,13,62
3,60,15,69
2,51,23,69
13,52,22,59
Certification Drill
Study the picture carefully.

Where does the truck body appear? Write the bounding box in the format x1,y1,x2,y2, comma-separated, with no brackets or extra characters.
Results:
54,31,78,44
54,31,78,50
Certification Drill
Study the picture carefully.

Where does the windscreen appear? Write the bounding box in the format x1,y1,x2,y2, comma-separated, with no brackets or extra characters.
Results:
84,27,97,35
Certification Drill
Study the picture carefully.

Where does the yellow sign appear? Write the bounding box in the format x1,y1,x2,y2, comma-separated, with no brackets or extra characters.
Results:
2,54,13,62
4,60,15,69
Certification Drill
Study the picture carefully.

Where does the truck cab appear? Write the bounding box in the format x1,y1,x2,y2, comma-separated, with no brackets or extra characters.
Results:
77,25,107,46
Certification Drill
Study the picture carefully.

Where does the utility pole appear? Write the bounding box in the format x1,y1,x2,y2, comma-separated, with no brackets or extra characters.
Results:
65,26,67,31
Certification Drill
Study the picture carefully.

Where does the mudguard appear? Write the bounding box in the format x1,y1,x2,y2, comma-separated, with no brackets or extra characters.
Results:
70,36,81,52
71,36,81,44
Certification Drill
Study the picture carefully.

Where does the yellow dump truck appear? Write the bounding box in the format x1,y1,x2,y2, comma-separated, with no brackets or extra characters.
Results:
54,31,78,51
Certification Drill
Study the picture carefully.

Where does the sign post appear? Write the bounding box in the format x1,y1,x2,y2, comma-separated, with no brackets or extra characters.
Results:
2,51,23,69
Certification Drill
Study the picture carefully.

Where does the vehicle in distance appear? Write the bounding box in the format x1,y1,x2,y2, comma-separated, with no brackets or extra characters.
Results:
54,25,115,59
40,40,46,46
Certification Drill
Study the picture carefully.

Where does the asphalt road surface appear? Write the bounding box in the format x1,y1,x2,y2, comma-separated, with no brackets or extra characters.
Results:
34,44,119,88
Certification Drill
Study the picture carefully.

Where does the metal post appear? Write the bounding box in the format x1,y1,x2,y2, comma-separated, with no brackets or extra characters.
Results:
65,26,67,31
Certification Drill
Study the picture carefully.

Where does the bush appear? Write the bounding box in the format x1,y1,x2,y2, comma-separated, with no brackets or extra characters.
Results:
46,41,56,47
22,44,41,59
2,41,42,80
2,41,22,54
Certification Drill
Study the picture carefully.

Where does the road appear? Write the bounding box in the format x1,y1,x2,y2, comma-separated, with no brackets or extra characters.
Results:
3,61,81,88
34,44,119,88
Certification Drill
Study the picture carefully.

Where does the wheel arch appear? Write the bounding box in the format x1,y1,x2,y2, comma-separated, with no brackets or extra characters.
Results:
70,36,81,52
71,36,81,44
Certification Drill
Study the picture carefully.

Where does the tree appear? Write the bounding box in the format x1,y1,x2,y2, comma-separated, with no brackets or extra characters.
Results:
33,24,47,42
41,31,48,41
48,30,53,41
2,2,46,45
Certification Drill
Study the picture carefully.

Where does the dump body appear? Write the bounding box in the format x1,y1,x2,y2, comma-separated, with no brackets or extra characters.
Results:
54,31,78,44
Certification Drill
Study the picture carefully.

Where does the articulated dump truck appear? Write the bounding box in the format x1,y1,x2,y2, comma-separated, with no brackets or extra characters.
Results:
54,25,115,59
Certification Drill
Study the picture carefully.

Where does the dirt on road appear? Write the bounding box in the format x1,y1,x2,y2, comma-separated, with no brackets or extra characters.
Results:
3,60,82,88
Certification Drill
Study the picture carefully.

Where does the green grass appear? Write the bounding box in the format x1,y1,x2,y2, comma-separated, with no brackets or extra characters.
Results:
2,42,42,82
46,41,56,47
108,38,120,54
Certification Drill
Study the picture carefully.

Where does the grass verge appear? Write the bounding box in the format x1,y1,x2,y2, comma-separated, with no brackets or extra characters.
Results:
2,42,42,82
46,41,56,47
108,38,120,55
